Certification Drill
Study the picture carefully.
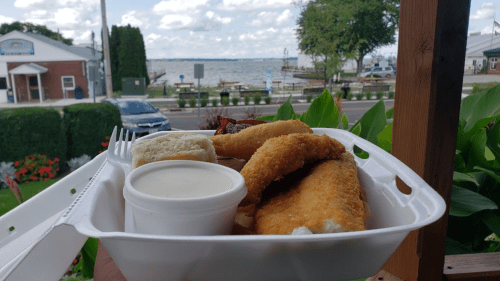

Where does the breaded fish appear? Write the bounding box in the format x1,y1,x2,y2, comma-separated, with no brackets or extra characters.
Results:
255,153,366,235
210,119,313,160
239,133,346,206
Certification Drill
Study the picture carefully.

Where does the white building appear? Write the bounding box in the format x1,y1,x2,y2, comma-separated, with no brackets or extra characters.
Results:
464,32,500,74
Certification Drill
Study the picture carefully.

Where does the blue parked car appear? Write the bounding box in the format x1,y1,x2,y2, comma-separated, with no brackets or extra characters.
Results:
103,98,171,137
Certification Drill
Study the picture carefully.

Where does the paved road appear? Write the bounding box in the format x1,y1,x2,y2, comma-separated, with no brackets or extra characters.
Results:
162,100,395,130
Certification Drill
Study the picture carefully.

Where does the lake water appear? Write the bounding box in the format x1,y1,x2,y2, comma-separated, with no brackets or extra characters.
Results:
148,59,308,87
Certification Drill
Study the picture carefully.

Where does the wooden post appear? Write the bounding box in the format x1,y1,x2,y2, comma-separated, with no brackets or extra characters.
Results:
382,0,471,280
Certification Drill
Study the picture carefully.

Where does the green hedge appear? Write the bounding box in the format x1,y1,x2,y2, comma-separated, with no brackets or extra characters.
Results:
0,107,66,164
63,103,122,160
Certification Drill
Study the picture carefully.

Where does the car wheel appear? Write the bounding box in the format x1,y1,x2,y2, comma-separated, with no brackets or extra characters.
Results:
385,74,391,78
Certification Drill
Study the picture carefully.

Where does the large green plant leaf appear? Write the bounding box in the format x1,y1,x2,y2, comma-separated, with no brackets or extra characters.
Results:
79,237,98,278
466,129,498,171
275,95,296,121
474,167,500,184
453,171,479,187
300,89,339,128
377,122,393,153
341,113,349,130
455,151,466,172
450,185,498,217
350,122,361,136
385,107,394,119
482,210,500,237
350,100,387,145
460,84,500,135
445,237,473,255
486,119,500,161
256,114,276,122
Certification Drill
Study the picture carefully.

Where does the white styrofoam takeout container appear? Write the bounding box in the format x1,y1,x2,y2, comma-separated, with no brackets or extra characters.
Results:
42,128,445,281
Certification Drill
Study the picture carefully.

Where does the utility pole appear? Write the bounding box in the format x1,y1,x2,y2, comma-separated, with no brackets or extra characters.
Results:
100,0,113,98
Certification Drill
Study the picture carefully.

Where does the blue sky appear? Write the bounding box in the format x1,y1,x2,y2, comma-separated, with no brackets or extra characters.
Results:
0,0,499,59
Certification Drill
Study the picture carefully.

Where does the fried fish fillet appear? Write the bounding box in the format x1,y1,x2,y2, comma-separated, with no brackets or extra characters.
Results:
239,133,346,206
210,119,313,160
255,153,366,235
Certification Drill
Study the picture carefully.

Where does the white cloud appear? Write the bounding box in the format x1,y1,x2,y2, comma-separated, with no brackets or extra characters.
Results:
218,0,293,11
54,8,79,25
239,27,279,41
470,2,496,20
249,9,292,26
14,0,45,8
206,11,215,19
158,14,194,30
120,11,148,28
152,0,209,15
0,15,16,24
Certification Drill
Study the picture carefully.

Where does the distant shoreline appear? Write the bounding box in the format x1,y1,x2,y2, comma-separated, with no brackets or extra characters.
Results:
147,57,298,62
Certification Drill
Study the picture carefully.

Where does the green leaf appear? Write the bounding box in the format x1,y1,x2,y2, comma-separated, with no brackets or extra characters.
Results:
341,113,349,130
275,95,296,121
385,107,394,119
486,119,500,161
460,84,500,135
482,211,500,237
80,237,99,278
349,122,361,136
467,129,498,171
376,123,393,153
256,115,276,122
473,167,500,184
445,237,474,255
450,185,498,217
453,171,480,187
455,151,466,172
300,89,339,128
350,100,387,145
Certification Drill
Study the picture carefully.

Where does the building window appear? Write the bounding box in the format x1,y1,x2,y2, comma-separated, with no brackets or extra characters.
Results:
0,77,6,90
61,76,75,91
491,58,498,70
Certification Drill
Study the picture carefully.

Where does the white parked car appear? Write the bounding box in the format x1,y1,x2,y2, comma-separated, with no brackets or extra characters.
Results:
357,66,396,78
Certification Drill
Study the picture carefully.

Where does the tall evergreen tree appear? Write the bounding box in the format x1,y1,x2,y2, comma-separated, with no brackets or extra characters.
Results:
110,25,122,91
0,21,73,45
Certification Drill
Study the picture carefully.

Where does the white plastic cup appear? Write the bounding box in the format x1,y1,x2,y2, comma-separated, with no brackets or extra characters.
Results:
123,160,247,236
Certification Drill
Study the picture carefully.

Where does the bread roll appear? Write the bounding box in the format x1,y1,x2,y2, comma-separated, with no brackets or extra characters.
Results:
131,133,217,169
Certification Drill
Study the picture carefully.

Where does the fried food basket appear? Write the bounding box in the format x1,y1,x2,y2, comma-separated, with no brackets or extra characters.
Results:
5,128,447,281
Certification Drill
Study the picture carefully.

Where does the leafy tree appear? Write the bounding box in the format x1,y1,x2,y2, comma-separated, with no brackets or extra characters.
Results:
110,25,122,91
296,0,399,75
296,1,348,85
0,21,73,45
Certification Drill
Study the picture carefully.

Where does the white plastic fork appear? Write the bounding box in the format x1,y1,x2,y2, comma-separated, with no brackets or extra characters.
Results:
107,126,136,175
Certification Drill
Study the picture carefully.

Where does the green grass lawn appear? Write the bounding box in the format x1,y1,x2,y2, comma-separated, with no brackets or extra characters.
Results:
0,178,60,217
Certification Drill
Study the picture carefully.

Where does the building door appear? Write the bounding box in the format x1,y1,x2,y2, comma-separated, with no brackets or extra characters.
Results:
29,76,39,99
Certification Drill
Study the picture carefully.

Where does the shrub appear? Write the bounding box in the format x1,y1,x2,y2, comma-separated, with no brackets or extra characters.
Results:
306,94,313,103
177,98,186,108
63,103,122,160
211,99,219,107
471,82,500,94
188,97,197,107
14,154,60,184
376,91,384,100
356,93,364,100
365,91,372,100
198,107,230,130
0,107,66,165
264,96,272,104
346,92,353,100
231,97,240,106
221,97,230,106
388,91,395,99
253,93,262,105
200,98,208,107
335,91,344,99
244,95,250,105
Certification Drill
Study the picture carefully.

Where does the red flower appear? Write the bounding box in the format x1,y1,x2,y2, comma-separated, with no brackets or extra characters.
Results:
30,175,39,181
14,161,19,167
54,158,59,162
19,168,28,174
101,142,109,148
105,136,110,141
29,163,35,168
48,173,55,178
47,159,53,165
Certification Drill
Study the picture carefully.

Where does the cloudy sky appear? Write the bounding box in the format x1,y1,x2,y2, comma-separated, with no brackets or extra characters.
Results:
0,0,499,59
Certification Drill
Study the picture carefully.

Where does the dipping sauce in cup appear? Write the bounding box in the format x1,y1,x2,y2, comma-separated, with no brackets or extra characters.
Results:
123,160,247,236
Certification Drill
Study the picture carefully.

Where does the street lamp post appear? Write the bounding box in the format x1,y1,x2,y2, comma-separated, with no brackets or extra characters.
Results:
100,0,113,99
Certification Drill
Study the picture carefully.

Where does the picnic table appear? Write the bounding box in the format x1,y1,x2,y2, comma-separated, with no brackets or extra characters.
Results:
174,82,195,91
263,80,283,88
218,81,239,88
